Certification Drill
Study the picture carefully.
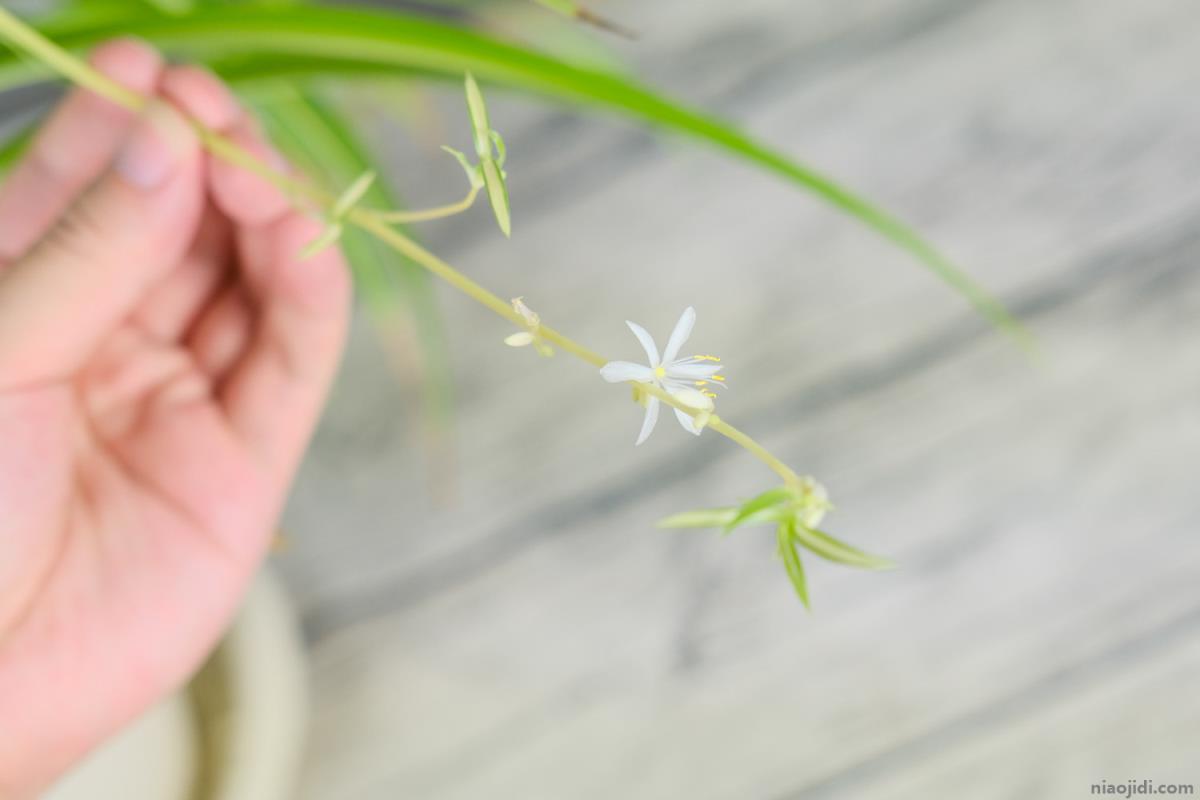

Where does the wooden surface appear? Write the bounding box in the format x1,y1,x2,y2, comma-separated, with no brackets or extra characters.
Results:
276,0,1200,797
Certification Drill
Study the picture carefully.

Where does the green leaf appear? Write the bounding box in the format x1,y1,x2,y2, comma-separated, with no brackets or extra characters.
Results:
463,71,491,159
140,0,194,15
0,4,1025,343
440,145,484,189
480,156,511,237
657,507,739,529
299,221,343,260
0,121,33,174
793,525,895,571
458,75,510,235
725,486,795,534
332,169,376,217
490,129,507,169
657,503,791,530
777,521,810,610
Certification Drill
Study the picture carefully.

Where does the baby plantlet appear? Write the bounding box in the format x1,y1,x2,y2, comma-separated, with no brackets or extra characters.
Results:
461,73,511,237
660,478,893,609
300,170,376,259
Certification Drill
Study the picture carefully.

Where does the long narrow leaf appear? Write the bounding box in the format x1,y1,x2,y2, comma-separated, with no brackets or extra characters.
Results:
0,5,1024,341
794,526,894,571
777,521,810,609
657,504,787,529
725,487,794,534
251,86,457,476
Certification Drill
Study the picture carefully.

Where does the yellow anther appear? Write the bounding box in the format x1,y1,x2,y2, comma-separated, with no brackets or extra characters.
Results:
710,374,726,382
692,354,722,362
654,365,666,379
695,380,708,387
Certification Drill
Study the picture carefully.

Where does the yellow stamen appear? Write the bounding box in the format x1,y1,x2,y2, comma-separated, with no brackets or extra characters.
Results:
654,365,666,379
710,375,726,382
692,354,722,362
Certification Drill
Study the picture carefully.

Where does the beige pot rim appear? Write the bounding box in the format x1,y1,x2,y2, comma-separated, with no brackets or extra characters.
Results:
47,567,309,800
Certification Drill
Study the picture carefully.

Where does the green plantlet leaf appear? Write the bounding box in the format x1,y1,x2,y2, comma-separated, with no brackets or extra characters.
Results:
725,486,795,534
299,221,343,260
463,72,492,159
777,521,810,610
440,145,484,190
658,507,737,529
658,504,789,529
793,525,895,571
480,157,512,238
333,169,376,218
490,129,507,169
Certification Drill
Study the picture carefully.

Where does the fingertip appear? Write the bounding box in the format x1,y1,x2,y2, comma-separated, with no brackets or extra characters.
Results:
87,38,163,94
114,99,200,190
161,65,241,131
209,120,292,227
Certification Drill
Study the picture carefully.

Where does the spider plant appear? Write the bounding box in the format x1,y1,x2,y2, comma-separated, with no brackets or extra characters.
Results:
0,0,1037,603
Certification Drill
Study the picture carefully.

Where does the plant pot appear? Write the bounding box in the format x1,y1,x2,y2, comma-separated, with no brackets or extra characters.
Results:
45,567,308,800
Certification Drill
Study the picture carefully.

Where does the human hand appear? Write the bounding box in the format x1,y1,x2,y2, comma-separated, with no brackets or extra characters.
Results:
0,40,348,796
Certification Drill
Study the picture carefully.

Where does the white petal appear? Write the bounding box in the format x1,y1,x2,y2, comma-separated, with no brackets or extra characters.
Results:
600,361,655,383
625,320,660,365
661,306,696,363
665,362,723,381
636,397,660,445
505,332,534,347
671,386,714,411
674,406,703,435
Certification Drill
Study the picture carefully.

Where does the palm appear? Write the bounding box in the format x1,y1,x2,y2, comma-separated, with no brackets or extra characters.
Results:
3,267,273,699
0,44,348,793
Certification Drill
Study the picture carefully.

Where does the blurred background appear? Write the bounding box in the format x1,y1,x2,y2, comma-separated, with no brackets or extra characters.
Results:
8,0,1200,798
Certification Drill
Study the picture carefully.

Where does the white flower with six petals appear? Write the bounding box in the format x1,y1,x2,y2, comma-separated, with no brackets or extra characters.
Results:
599,307,726,445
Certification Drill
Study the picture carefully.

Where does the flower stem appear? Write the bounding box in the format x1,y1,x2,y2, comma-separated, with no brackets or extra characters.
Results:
0,8,806,489
375,186,480,223
707,417,801,485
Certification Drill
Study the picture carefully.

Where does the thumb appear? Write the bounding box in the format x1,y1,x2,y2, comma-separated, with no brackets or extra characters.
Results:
0,98,203,389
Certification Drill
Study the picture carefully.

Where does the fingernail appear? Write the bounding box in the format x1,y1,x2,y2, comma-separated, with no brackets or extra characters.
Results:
115,100,195,189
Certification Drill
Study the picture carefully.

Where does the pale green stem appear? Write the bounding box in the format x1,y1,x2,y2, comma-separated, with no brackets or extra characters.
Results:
0,8,802,487
707,417,801,486
375,186,480,223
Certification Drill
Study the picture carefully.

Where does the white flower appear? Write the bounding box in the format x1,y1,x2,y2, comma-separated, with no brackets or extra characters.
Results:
599,306,726,445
